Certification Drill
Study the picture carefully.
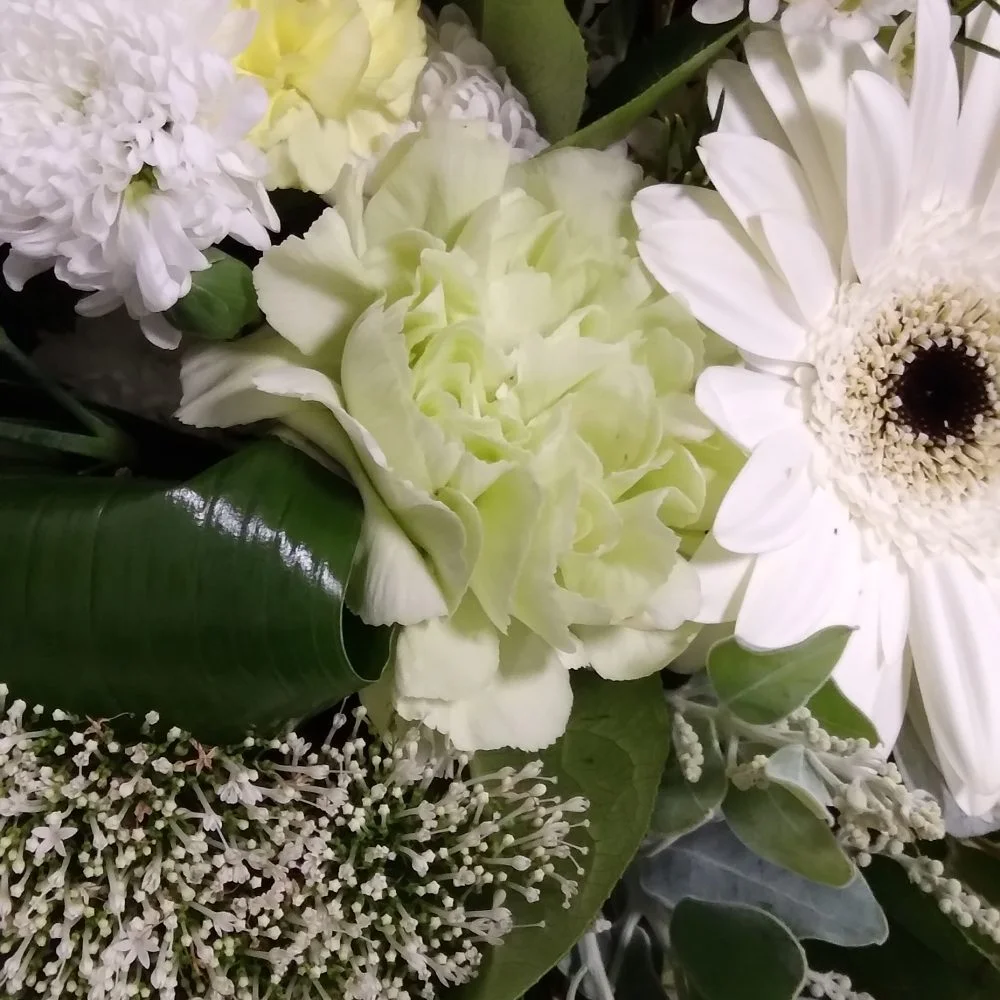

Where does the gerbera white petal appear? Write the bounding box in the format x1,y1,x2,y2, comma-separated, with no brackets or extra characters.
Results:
908,555,1000,812
635,0,1000,817
951,2,1000,206
693,0,746,23
845,72,911,281
707,60,790,154
907,0,960,210
696,365,804,451
689,535,755,624
638,218,806,360
735,489,862,649
0,0,276,345
712,428,816,553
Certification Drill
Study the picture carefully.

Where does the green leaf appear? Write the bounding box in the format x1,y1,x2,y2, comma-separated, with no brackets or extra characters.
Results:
554,17,744,151
642,821,888,947
808,856,1000,1000
0,439,391,742
165,249,262,341
476,0,587,141
456,671,670,1000
650,715,727,844
708,627,853,726
671,899,806,1000
807,679,879,743
723,785,854,887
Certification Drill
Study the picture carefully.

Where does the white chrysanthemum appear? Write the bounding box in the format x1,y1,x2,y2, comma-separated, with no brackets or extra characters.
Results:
693,0,910,41
409,4,547,160
0,0,278,348
635,0,1000,817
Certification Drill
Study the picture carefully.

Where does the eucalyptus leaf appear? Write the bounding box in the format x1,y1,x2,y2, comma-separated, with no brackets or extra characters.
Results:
650,716,727,846
671,899,807,1000
723,785,854,887
474,0,587,141
455,671,670,1000
640,821,888,947
807,680,879,744
0,439,391,742
764,744,833,822
708,627,853,726
555,18,744,151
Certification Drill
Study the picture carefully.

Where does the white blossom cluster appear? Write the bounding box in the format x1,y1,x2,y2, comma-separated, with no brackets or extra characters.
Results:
669,699,946,857
804,970,874,1000
899,855,1000,943
0,691,588,1000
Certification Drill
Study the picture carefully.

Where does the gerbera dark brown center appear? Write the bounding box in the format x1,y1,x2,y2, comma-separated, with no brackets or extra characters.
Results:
888,341,994,444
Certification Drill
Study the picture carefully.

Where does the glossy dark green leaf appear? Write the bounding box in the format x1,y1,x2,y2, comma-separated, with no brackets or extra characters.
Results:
807,679,879,743
455,671,670,1000
474,0,587,141
555,17,744,151
0,439,391,742
708,627,853,726
650,715,727,843
671,899,806,1000
723,785,854,887
808,856,1000,1000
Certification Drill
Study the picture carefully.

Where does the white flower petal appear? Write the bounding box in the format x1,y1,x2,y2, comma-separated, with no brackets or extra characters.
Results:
692,0,746,23
713,428,816,554
689,534,754,625
846,71,911,282
634,558,702,631
908,0,960,210
735,489,862,649
707,60,790,154
638,218,806,362
395,599,500,702
909,554,1000,810
951,1,1000,206
695,365,802,452
743,30,845,248
576,622,699,681
756,211,838,321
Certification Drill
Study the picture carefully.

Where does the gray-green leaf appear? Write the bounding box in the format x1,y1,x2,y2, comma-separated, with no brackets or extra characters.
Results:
650,716,727,845
671,899,807,1000
708,627,853,726
764,744,833,822
723,785,854,887
807,680,879,744
640,821,888,947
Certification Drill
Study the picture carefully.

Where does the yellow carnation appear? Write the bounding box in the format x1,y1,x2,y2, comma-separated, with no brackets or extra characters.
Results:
234,0,426,193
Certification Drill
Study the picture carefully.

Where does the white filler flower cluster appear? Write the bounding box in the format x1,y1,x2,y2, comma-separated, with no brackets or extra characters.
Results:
0,692,588,1000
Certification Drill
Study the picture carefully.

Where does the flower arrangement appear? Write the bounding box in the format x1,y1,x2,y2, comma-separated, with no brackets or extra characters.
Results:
1,0,999,998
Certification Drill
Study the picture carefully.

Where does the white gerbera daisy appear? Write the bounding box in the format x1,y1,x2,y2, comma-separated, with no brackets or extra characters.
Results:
0,0,278,348
635,0,1000,817
692,0,910,41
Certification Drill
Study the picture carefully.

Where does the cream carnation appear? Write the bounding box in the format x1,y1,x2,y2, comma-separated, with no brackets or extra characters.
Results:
0,0,278,349
235,0,427,193
178,122,740,752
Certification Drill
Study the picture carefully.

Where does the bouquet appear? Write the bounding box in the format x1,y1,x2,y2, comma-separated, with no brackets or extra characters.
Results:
1,0,999,997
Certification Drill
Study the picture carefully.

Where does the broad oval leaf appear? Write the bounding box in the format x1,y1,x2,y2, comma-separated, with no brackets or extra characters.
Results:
671,899,807,1000
708,627,853,726
641,821,888,947
473,0,587,141
723,785,854,887
808,679,879,744
650,715,727,845
555,17,744,151
0,439,391,742
455,671,670,1000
